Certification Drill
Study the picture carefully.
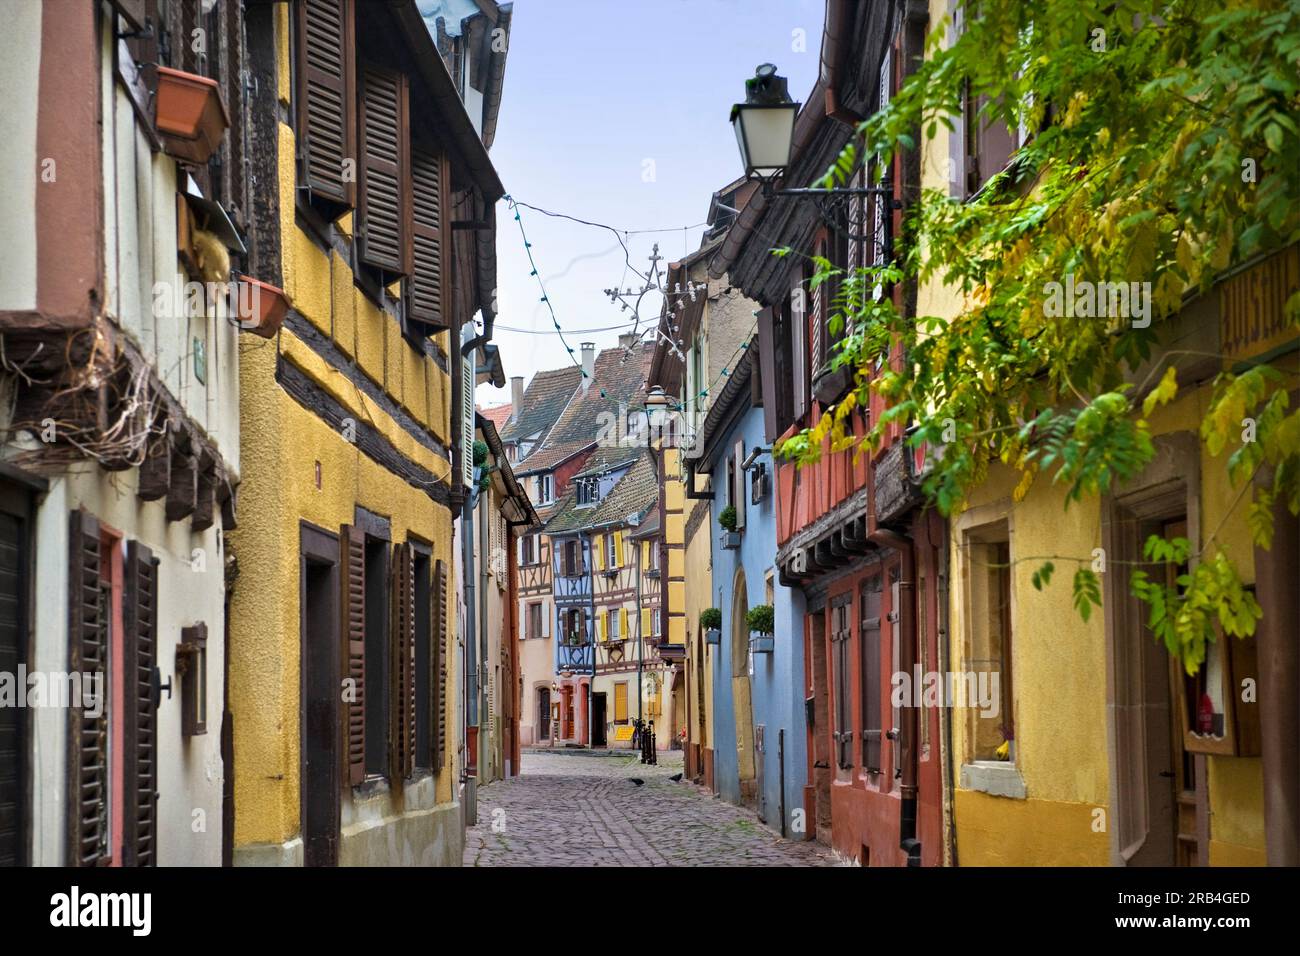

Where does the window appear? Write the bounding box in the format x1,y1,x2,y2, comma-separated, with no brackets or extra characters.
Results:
644,539,658,571
860,576,883,773
564,608,585,644
563,539,579,577
526,602,543,640
652,609,662,638
520,534,536,566
576,477,596,506
964,520,1014,763
830,595,854,771
614,682,629,724
606,531,621,569
293,0,358,221
537,474,553,504
606,608,620,642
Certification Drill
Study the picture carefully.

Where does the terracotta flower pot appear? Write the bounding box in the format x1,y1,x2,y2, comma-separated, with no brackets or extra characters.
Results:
235,276,290,339
155,66,229,165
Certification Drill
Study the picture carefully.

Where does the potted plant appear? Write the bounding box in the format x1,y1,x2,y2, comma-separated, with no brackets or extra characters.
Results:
747,604,775,653
718,504,741,549
155,66,230,165
701,608,722,645
233,275,290,339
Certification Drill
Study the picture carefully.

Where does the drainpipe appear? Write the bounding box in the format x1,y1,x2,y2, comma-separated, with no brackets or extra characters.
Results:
931,508,958,867
479,462,491,780
868,524,919,865
586,530,598,748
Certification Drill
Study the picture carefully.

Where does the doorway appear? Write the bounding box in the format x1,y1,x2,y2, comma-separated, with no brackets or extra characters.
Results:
537,687,551,741
731,569,756,806
592,693,607,747
299,525,340,867
808,608,832,844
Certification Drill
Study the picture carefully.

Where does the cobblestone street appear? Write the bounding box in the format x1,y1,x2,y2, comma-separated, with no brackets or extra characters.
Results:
464,751,836,867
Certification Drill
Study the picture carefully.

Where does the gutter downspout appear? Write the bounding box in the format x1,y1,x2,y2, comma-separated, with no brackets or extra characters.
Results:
932,508,958,867
479,465,492,781
586,530,598,748
868,522,919,866
461,342,479,823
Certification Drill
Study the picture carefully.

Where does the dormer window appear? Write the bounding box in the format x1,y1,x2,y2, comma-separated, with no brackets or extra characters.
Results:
575,477,598,507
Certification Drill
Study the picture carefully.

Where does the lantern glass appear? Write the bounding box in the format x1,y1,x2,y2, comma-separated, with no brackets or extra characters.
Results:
732,102,798,179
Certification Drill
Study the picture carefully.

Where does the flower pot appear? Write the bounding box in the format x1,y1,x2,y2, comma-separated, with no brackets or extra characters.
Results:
155,66,230,165
705,628,721,645
234,276,290,339
721,531,741,550
750,634,774,653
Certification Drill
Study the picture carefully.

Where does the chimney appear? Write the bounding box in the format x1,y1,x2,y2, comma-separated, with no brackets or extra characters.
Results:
618,331,640,349
510,376,524,422
580,342,595,388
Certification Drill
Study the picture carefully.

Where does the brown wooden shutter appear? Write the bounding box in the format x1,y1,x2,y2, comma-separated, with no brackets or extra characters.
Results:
733,440,746,530
340,524,365,786
409,146,450,331
432,559,448,771
67,510,107,867
388,542,415,784
294,0,356,211
358,65,410,277
123,541,159,866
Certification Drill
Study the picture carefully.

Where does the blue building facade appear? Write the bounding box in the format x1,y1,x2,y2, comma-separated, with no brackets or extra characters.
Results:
697,352,808,836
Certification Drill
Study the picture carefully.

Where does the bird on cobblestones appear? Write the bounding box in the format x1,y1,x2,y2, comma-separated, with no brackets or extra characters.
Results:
629,778,644,786
669,773,683,782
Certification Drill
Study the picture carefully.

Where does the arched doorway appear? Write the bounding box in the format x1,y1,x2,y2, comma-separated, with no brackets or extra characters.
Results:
731,569,757,806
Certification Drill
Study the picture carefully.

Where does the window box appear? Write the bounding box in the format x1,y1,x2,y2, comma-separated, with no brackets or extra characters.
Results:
234,276,291,339
811,364,852,405
705,628,721,645
750,635,774,654
720,531,741,550
154,67,229,166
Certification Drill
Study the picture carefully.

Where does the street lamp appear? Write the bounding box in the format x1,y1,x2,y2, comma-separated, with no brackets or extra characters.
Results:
730,63,800,185
730,63,900,253
644,385,669,435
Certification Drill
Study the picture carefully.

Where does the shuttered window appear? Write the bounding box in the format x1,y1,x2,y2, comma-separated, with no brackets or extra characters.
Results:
389,542,416,784
409,146,450,332
340,525,366,786
432,560,449,770
358,65,410,278
830,595,853,771
614,683,629,724
860,576,883,774
294,0,357,216
123,541,159,866
67,511,108,867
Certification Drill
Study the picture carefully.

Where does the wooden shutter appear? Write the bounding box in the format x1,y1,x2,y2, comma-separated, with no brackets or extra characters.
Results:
389,542,415,784
619,607,629,641
358,65,410,276
831,597,854,771
641,608,651,641
432,559,448,771
860,577,883,773
614,683,628,723
409,146,450,330
295,0,356,210
340,525,366,786
733,440,747,530
755,308,780,442
595,614,605,643
67,510,107,867
122,541,159,866
594,534,606,572
791,280,809,423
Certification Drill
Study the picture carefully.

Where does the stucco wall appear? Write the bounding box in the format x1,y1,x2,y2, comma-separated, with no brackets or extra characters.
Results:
707,406,807,832
0,0,40,311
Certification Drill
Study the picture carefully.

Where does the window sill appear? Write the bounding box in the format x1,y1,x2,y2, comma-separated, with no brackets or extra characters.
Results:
960,761,1026,799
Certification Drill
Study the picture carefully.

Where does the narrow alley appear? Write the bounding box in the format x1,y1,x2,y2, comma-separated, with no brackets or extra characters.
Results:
464,752,833,867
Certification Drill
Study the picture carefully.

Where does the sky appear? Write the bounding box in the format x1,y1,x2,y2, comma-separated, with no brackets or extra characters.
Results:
475,0,825,407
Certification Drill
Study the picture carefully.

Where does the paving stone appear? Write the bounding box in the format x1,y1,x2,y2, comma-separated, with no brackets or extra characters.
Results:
463,750,834,867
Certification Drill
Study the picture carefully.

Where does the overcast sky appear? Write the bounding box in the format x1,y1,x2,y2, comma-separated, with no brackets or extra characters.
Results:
476,0,825,406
